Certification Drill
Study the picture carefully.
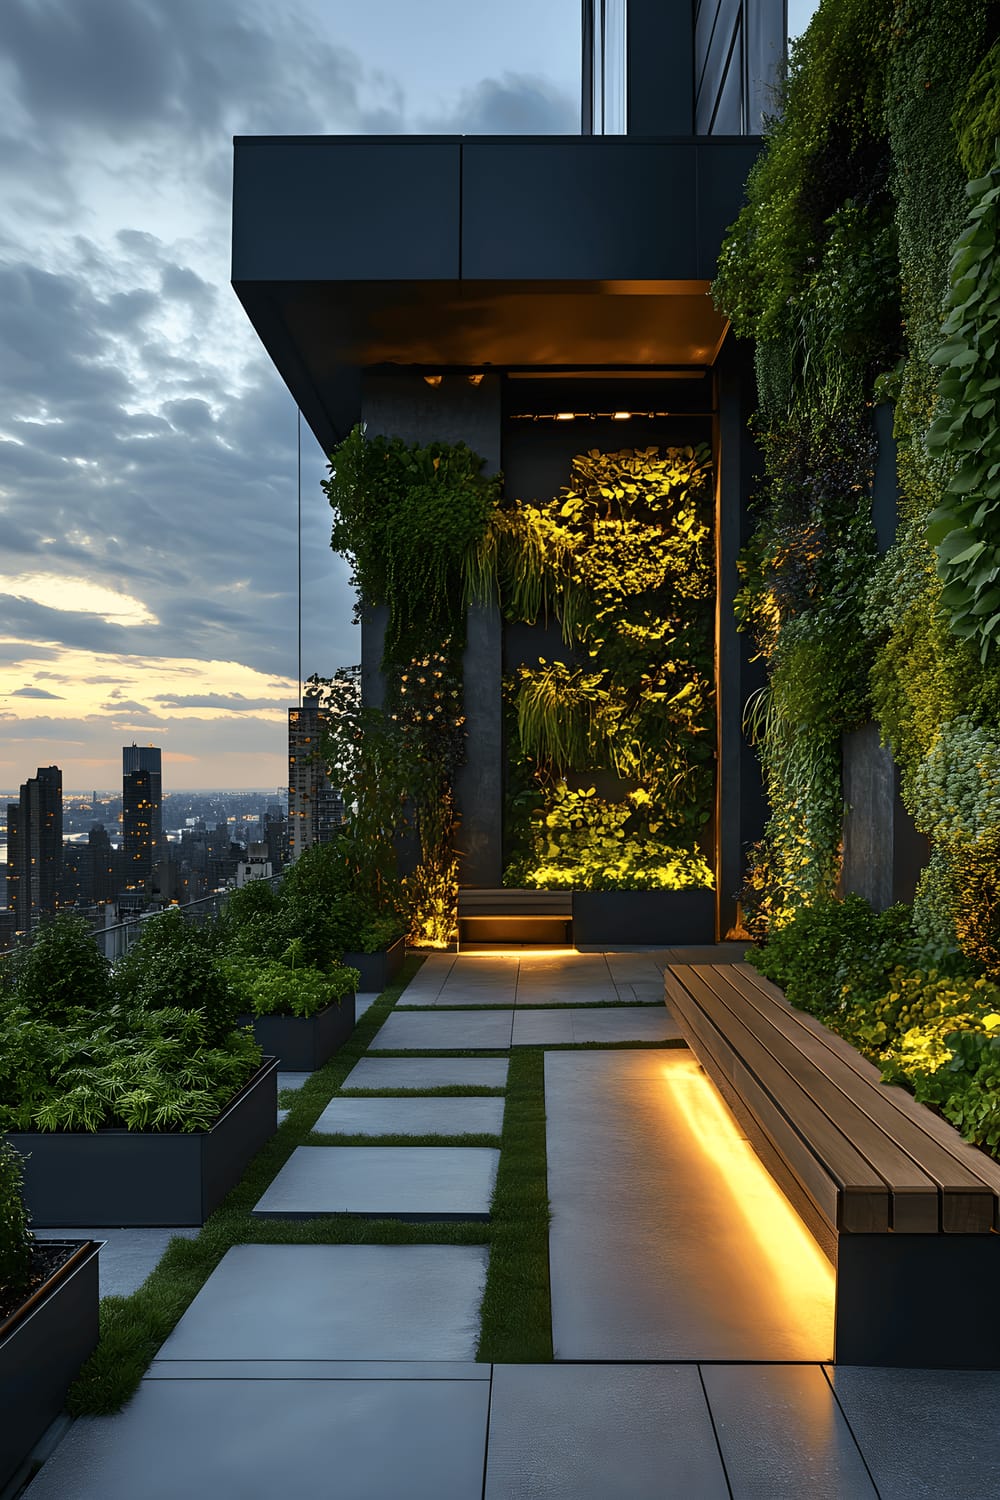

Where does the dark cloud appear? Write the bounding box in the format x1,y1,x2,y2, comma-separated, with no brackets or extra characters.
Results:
9,685,62,698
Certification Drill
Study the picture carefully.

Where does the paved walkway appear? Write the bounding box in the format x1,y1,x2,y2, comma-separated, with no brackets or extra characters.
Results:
21,952,1000,1499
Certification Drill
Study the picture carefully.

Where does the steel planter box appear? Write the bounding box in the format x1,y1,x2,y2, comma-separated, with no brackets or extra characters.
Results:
240,997,355,1071
572,890,716,946
343,937,406,993
7,1058,278,1228
0,1239,101,1492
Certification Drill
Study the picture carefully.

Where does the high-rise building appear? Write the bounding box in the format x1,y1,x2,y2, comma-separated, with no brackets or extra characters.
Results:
122,744,162,890
288,696,343,861
6,765,63,929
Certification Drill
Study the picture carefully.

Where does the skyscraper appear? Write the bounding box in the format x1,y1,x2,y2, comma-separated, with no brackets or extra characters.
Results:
122,744,162,889
6,765,63,929
288,696,343,861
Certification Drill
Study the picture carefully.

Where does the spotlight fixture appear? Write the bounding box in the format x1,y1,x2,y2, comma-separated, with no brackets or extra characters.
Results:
467,373,485,387
423,374,443,387
555,412,575,421
612,411,632,420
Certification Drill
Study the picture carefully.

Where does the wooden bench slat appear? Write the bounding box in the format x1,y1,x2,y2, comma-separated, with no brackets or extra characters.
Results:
689,966,958,1234
676,965,930,1230
732,963,1000,1229
666,969,890,1233
715,965,996,1234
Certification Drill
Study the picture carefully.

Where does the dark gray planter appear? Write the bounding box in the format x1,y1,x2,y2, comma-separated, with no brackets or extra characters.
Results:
7,1058,278,1228
0,1238,101,1493
343,936,405,993
572,889,716,946
239,996,355,1071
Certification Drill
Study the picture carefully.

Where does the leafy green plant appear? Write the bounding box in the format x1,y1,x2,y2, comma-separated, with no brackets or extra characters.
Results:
924,166,1000,661
114,911,238,1046
223,959,359,1019
13,913,112,1020
908,715,1000,846
0,1140,32,1298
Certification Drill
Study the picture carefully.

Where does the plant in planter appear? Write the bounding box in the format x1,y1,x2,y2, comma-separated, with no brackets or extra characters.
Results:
0,1140,101,1491
223,951,361,1071
1,913,275,1226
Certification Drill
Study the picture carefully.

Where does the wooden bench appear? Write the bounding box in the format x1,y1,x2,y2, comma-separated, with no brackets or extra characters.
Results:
665,960,1000,1367
457,889,572,948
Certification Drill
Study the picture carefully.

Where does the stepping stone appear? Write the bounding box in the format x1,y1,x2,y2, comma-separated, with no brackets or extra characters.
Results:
342,1057,509,1090
370,1010,513,1051
313,1097,505,1137
511,1006,682,1045
277,1071,311,1092
484,1364,729,1499
544,1051,833,1361
253,1146,500,1220
33,1227,198,1299
24,1376,490,1499
354,992,380,1018
158,1244,489,1360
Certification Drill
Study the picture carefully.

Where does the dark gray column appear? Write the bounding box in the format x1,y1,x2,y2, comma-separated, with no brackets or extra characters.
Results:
359,373,504,885
841,726,929,909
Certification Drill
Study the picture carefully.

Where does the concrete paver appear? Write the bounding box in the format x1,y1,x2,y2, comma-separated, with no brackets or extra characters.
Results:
370,1009,513,1050
33,1227,199,1299
544,1050,834,1360
511,1005,682,1045
313,1096,505,1136
341,1056,509,1090
253,1145,500,1220
158,1244,489,1361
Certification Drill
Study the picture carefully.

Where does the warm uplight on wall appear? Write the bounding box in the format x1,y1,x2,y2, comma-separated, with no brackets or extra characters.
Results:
511,410,693,422
612,411,631,421
467,373,485,386
423,374,443,387
555,412,576,421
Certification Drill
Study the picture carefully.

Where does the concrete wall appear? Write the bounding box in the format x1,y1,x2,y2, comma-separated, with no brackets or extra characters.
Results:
359,373,504,886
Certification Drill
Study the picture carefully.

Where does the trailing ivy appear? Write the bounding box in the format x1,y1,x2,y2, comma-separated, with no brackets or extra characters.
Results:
925,165,1000,661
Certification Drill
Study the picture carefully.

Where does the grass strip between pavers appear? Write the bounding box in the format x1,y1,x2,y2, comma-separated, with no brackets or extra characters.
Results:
477,1048,553,1363
65,953,556,1413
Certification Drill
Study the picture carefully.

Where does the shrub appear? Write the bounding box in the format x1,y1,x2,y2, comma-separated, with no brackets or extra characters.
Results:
14,913,111,1020
749,893,913,1030
222,959,359,1019
0,1141,32,1298
114,911,238,1044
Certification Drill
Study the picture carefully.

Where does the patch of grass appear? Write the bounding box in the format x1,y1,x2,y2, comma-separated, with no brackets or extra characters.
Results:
477,1048,553,1363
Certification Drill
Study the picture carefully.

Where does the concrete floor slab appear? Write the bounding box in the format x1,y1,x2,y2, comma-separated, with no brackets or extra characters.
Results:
829,1367,1000,1500
341,1057,509,1090
253,1146,500,1220
147,1360,489,1381
398,954,456,1003
511,1007,682,1045
33,1227,198,1299
277,1071,311,1092
313,1096,505,1136
545,1051,834,1360
702,1365,876,1497
23,1376,489,1500
158,1244,489,1360
484,1364,729,1499
370,1010,513,1050
354,992,380,1018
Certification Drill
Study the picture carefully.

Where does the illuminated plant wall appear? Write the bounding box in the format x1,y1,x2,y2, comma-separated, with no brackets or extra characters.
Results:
473,444,717,891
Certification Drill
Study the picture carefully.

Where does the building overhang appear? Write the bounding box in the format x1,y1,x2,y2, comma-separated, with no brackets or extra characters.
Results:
232,135,760,452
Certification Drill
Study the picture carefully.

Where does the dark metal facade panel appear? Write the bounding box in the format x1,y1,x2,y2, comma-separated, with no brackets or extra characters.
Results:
627,0,694,135
695,139,761,275
460,140,698,280
232,138,461,282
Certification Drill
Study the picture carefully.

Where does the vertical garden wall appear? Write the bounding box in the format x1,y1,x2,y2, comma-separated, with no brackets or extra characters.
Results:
321,381,721,944
715,0,1000,1154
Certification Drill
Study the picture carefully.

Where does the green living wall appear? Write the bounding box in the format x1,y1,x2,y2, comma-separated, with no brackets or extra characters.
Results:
321,430,717,943
714,0,1000,1151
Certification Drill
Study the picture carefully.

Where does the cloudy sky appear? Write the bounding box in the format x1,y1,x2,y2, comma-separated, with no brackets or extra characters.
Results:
0,0,816,794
